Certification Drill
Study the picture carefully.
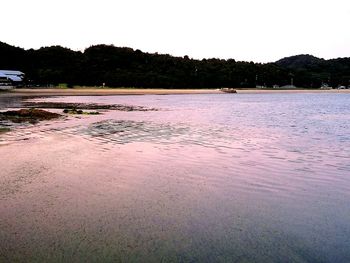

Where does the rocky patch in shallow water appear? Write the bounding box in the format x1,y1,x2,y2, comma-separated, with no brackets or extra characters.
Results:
24,102,157,112
0,109,62,124
63,108,100,115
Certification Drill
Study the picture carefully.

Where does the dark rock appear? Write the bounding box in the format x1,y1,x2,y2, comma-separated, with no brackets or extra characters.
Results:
0,109,61,123
24,102,158,111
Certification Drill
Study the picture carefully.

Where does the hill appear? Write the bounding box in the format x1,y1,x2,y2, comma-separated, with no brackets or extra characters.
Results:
276,54,350,87
276,55,324,69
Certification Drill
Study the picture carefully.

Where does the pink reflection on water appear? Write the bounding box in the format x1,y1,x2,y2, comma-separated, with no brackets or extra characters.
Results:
1,94,350,261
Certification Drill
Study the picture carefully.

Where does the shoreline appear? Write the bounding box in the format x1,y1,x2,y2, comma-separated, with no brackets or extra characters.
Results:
236,88,350,94
6,88,221,96
1,88,350,97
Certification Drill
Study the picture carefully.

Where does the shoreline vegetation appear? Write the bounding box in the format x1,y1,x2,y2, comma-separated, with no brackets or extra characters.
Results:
2,87,350,96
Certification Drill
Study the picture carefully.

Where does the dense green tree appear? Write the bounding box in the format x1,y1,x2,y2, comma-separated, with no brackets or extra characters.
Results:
0,42,349,88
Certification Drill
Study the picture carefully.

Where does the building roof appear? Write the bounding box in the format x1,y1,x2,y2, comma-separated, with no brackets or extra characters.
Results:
0,70,24,82
6,75,23,82
0,70,25,76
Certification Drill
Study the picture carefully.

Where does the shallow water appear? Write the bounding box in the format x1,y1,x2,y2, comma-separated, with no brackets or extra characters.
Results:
1,93,350,262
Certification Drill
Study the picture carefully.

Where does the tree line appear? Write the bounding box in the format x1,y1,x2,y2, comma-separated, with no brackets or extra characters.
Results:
0,41,349,88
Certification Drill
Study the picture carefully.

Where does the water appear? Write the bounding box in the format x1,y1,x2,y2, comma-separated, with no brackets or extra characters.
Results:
1,93,350,262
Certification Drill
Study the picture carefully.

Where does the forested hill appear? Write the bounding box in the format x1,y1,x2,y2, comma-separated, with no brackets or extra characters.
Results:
275,54,350,87
1,42,349,88
276,55,325,69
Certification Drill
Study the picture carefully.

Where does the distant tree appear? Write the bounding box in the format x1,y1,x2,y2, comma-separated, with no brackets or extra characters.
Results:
1,42,350,88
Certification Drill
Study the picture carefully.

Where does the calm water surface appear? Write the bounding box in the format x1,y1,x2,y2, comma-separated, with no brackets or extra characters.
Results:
1,93,350,262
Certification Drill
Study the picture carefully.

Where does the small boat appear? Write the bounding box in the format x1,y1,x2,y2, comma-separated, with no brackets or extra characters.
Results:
220,88,237,93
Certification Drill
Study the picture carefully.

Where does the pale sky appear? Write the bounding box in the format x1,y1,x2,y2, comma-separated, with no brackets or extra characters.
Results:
1,0,349,62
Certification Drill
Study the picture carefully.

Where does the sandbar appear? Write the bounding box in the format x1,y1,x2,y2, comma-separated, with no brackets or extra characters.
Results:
1,88,349,97
8,88,221,96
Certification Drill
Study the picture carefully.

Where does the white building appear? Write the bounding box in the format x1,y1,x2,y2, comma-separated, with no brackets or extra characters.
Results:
280,85,297,89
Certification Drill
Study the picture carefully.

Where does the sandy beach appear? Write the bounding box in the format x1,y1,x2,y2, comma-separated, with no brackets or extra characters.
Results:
7,88,221,96
2,87,349,97
3,88,350,96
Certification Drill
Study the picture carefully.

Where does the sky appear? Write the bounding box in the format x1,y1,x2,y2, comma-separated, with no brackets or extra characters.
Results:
1,0,350,62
